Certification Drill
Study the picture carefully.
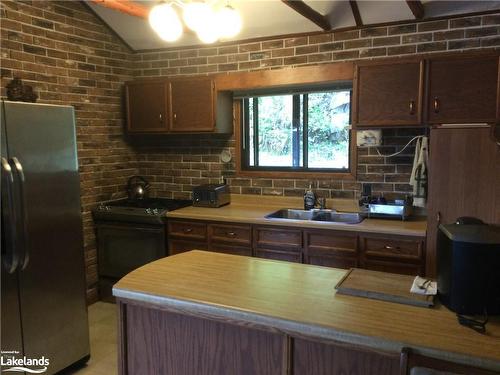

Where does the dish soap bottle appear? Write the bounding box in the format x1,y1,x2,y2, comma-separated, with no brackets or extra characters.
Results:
304,183,316,210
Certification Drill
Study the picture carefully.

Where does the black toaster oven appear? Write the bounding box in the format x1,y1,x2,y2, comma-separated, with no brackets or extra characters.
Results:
192,183,230,208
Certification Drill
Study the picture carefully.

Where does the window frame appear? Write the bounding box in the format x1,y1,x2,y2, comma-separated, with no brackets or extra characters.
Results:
235,88,357,180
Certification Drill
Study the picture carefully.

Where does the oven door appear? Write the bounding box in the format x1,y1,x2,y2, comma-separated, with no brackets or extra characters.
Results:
96,222,166,279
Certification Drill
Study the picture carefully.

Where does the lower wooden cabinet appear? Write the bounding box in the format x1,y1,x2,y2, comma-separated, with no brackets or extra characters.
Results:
359,234,425,276
293,338,400,375
304,230,358,268
167,219,426,275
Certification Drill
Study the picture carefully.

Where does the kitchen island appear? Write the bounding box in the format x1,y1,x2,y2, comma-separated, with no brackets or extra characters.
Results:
113,251,500,375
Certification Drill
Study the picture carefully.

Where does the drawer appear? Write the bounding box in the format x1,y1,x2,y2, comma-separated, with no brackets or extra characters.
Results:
361,236,423,261
209,224,252,246
305,230,357,256
168,220,207,240
254,226,302,251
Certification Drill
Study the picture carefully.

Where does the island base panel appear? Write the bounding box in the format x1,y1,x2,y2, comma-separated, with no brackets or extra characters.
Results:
120,303,286,375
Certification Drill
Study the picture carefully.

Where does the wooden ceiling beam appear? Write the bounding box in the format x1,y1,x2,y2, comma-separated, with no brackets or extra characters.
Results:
349,0,362,27
281,0,331,31
89,0,149,19
406,0,425,20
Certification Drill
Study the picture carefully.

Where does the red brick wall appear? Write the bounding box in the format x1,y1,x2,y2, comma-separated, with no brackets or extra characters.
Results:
0,0,136,303
131,14,499,201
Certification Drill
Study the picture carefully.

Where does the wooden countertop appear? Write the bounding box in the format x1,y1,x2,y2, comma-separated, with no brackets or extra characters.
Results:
114,251,500,371
166,195,427,237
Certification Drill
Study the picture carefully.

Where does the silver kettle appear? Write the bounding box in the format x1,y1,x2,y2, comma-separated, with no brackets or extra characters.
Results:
127,176,150,200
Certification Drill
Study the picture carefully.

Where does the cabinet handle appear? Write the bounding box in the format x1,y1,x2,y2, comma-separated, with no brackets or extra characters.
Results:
437,211,441,224
384,245,401,251
159,113,163,122
409,100,415,115
433,97,440,113
226,231,236,237
173,113,177,123
183,228,193,233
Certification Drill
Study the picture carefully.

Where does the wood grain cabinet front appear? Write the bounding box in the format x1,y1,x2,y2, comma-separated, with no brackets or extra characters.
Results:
353,59,424,127
169,77,216,132
208,223,253,257
168,220,207,241
360,234,425,276
125,81,168,133
253,226,303,262
304,230,358,269
427,55,499,124
125,77,233,135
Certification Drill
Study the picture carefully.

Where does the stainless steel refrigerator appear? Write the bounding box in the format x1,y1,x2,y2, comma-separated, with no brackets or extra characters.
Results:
1,101,90,374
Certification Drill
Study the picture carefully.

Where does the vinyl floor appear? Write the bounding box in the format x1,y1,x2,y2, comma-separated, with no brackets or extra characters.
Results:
64,301,118,375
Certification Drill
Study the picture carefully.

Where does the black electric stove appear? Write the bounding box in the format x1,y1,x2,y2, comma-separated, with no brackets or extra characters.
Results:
93,198,192,224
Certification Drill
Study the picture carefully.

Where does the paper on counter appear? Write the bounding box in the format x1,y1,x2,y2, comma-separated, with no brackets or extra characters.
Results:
410,276,437,296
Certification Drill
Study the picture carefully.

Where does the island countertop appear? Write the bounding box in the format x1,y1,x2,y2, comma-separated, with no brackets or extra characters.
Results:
166,195,427,237
113,250,500,372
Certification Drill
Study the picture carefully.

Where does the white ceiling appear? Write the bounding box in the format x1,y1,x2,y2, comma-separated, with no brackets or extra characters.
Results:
86,0,500,51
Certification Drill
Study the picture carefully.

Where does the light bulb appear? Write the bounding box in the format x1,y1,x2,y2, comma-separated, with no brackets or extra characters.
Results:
149,3,183,42
196,19,220,44
216,6,241,38
183,2,211,32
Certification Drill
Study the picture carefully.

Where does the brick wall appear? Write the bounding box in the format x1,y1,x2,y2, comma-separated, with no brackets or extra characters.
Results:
0,0,136,303
131,13,499,201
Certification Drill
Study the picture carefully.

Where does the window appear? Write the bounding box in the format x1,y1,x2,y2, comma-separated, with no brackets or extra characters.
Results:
240,86,352,174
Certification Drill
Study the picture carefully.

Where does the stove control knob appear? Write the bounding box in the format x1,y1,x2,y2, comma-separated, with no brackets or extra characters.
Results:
145,208,152,215
152,209,159,215
105,206,111,211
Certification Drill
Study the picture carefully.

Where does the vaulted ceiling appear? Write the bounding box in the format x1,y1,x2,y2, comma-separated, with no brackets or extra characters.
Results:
86,0,500,51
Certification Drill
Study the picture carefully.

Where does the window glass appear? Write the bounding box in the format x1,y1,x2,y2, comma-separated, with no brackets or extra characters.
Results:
242,87,352,173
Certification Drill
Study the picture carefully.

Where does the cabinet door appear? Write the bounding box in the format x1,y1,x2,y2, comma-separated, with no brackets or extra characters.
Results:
255,248,303,263
427,55,499,123
293,338,400,375
169,77,215,132
125,81,168,133
169,239,207,256
353,60,424,127
304,230,358,269
426,126,499,277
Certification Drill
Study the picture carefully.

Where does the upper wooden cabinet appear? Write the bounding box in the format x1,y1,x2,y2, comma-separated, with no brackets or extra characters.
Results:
426,55,499,124
353,60,424,127
125,77,232,134
169,77,215,132
125,81,168,133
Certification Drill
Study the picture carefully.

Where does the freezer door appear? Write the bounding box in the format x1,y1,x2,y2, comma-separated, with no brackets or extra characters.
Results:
1,102,24,362
2,102,90,374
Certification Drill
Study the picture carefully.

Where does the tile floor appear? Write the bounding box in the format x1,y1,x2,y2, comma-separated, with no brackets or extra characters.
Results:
65,302,118,375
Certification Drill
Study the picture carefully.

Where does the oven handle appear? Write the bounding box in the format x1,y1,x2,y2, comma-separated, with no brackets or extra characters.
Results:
96,223,164,233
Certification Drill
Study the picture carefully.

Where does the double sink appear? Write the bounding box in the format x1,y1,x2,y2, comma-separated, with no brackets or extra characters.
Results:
265,209,364,224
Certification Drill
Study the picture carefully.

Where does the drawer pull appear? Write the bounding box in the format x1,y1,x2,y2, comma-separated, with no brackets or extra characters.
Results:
433,97,440,113
384,245,401,251
226,231,236,237
409,100,415,115
183,228,193,233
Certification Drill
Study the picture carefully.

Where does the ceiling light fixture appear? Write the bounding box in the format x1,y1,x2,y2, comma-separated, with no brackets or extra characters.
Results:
149,1,242,44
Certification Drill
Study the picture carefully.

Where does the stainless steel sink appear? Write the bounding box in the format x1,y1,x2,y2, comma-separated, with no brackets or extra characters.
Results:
265,209,316,220
311,211,364,224
265,209,364,224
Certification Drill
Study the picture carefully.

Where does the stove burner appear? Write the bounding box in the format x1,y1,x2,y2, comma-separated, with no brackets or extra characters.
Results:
106,198,191,210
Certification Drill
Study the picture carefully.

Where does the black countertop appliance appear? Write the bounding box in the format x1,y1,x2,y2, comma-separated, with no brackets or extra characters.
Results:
192,183,230,208
437,219,500,315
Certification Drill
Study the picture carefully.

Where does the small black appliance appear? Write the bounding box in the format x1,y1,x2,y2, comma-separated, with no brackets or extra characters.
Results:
192,183,230,208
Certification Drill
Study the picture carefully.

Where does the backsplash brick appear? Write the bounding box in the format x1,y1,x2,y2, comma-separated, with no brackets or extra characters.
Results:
1,3,499,304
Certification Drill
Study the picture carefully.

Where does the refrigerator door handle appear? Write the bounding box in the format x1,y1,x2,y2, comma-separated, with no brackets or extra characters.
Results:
10,157,29,270
1,157,19,273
